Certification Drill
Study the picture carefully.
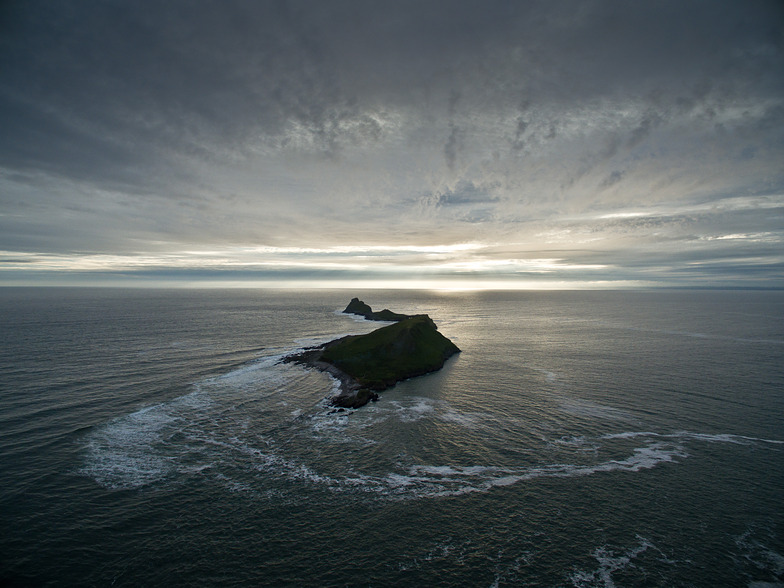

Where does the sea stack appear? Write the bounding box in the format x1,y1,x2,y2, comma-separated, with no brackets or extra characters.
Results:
342,297,410,322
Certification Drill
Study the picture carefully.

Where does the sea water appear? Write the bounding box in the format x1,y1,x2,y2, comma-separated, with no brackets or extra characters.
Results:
1,288,782,586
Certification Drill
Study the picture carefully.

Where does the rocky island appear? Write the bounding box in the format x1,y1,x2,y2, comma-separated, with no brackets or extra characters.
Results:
284,299,460,409
341,297,411,322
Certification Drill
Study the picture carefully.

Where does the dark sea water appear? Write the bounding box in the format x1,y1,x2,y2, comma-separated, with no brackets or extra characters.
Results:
1,288,782,587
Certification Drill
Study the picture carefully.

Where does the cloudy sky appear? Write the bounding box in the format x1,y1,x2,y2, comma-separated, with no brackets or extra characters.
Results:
1,0,782,288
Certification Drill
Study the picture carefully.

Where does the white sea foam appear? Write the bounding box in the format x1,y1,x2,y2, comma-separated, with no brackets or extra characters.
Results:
333,308,364,320
528,366,559,382
82,407,179,488
736,526,784,583
678,431,784,445
80,347,316,489
388,398,437,422
569,535,662,588
553,435,601,453
346,395,489,432
301,437,692,500
203,352,296,396
601,431,661,440
438,407,482,428
602,431,784,446
81,324,782,500
83,353,781,499
86,399,770,497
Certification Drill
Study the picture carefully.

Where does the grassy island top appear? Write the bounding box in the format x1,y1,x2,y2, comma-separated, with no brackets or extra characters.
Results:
321,312,460,390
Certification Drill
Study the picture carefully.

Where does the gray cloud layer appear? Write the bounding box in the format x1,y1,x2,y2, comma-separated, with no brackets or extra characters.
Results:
1,0,782,286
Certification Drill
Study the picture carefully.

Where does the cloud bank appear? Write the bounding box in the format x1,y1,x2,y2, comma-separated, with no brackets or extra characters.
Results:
1,0,782,287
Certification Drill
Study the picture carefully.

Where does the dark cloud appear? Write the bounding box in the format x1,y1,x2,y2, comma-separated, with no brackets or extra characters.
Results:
443,124,462,171
435,181,500,206
600,170,626,189
0,0,782,286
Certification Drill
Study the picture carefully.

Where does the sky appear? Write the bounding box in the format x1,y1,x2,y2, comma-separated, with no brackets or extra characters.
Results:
1,0,783,289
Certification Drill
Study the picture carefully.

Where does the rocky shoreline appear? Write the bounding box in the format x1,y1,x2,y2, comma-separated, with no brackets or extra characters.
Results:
283,340,380,409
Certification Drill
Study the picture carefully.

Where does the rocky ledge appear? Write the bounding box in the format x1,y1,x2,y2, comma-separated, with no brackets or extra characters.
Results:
283,299,460,409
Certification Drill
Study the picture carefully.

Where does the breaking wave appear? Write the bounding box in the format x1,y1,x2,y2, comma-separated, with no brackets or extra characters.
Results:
79,348,781,499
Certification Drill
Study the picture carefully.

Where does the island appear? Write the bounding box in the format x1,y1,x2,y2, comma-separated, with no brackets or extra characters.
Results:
283,299,460,409
342,297,411,322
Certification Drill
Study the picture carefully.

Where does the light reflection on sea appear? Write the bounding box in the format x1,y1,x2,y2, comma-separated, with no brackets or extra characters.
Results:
0,288,782,586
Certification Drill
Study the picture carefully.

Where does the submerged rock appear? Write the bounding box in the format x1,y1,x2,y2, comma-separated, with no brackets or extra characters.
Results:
284,300,460,409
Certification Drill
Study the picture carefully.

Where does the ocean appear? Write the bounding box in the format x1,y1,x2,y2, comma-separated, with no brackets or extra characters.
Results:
1,288,782,587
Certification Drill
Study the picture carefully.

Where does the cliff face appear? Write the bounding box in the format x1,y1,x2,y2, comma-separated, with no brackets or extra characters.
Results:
284,300,460,409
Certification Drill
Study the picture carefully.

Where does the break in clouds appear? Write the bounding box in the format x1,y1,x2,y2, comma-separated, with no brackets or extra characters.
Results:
1,0,783,287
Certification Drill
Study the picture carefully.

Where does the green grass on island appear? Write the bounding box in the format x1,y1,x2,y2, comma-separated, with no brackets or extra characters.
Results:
320,315,460,390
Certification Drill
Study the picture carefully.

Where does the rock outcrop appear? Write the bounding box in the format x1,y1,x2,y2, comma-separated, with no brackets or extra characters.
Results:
342,297,410,322
284,300,460,409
